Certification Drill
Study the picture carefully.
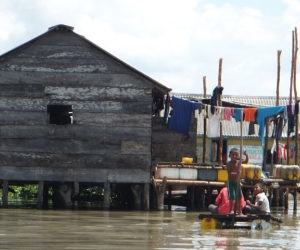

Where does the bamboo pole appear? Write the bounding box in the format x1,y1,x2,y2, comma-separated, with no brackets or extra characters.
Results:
294,28,299,165
203,76,207,163
232,108,244,227
218,58,223,165
275,50,282,165
294,28,298,101
287,31,295,165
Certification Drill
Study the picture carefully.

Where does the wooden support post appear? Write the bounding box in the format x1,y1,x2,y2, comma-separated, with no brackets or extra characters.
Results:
131,184,143,210
294,28,299,164
2,180,8,208
37,181,44,209
168,185,172,211
194,186,201,209
268,188,273,208
74,182,79,194
275,50,282,166
263,118,269,171
279,189,284,206
103,182,110,209
143,183,150,211
293,188,297,211
203,76,207,163
218,58,223,165
189,186,195,210
272,189,279,206
43,184,49,209
153,176,167,211
284,188,289,210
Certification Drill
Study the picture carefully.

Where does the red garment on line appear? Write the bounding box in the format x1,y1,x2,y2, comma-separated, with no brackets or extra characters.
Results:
243,108,257,122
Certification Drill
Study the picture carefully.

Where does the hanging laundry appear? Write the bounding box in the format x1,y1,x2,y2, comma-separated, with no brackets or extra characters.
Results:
271,139,276,154
163,93,170,124
207,105,221,137
168,96,198,135
271,114,284,140
197,102,204,114
224,107,231,121
256,106,284,146
287,104,295,135
233,108,242,122
243,108,257,122
248,122,255,135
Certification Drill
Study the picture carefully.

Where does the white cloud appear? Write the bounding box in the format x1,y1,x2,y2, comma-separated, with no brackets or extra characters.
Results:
0,0,299,96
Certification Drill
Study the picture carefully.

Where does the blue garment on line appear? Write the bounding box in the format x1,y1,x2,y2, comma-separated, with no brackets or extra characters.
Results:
257,106,284,146
234,108,242,122
168,96,198,135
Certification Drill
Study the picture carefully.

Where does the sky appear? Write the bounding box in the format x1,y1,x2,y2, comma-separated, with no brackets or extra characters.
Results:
1,0,300,97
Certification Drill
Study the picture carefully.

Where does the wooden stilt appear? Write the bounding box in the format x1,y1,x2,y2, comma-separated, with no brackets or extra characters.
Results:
279,189,284,206
168,185,172,211
293,188,297,211
284,189,289,210
103,182,110,209
218,58,223,165
37,181,44,209
268,187,273,207
43,183,49,209
272,189,279,206
2,180,8,208
143,183,150,211
153,176,167,211
203,76,207,164
189,186,195,210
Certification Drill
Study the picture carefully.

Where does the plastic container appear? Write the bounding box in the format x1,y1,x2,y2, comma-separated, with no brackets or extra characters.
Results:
179,168,198,180
157,167,180,179
241,164,249,178
272,165,282,178
217,169,228,182
285,165,300,180
182,157,193,164
201,217,221,230
197,168,218,181
244,165,262,180
279,165,287,179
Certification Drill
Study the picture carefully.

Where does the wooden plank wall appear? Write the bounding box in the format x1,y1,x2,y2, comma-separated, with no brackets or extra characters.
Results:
0,28,154,183
152,117,197,171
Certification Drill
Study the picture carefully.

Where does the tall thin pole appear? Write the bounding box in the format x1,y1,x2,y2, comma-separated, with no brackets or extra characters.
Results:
288,31,295,165
294,28,299,165
232,108,243,227
275,50,282,165
203,76,207,163
218,58,223,165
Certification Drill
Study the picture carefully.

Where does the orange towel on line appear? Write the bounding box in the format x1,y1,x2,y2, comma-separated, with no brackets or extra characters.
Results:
243,108,257,122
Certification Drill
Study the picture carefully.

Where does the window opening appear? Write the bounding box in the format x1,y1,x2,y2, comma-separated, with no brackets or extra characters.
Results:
47,105,73,125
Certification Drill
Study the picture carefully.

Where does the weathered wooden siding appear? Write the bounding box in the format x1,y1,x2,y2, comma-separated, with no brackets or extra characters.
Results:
152,117,197,170
0,27,155,183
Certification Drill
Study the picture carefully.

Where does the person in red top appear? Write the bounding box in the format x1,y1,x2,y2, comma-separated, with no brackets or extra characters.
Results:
208,187,245,214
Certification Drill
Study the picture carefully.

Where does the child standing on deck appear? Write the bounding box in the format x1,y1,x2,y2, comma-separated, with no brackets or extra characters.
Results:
226,148,249,214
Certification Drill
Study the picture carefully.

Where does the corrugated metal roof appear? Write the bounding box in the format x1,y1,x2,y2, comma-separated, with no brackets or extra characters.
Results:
171,93,298,138
172,93,292,107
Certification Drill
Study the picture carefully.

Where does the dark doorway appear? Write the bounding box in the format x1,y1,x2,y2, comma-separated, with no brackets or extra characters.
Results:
47,105,73,125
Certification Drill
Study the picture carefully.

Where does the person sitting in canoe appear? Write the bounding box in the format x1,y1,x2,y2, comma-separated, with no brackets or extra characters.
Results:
243,182,270,215
208,187,245,214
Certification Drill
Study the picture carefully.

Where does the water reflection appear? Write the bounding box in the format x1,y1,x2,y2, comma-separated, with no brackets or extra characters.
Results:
0,200,299,249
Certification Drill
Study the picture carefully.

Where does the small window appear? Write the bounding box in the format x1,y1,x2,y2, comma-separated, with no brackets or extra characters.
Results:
47,105,73,125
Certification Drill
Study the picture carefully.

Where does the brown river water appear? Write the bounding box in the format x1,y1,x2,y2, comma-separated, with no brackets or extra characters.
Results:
0,199,298,250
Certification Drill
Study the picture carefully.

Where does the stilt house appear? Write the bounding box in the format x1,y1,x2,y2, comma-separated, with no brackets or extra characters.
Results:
0,24,198,209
